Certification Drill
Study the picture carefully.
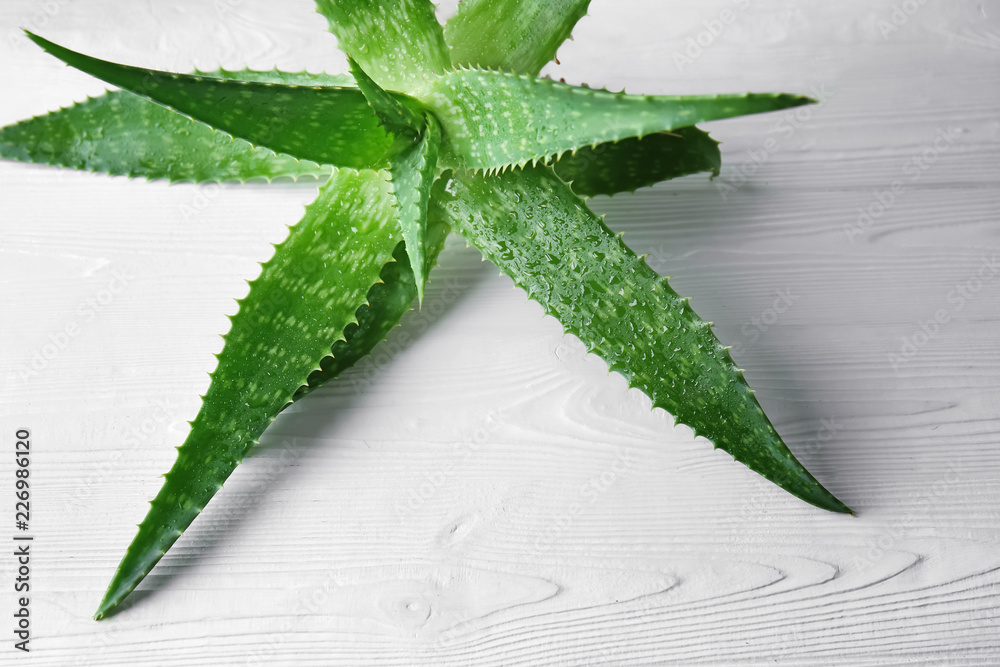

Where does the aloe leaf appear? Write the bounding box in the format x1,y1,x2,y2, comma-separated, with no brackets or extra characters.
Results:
552,127,721,197
94,168,402,619
419,67,810,173
348,58,425,139
0,66,362,183
445,0,592,75
386,116,441,305
314,0,449,93
434,167,851,515
347,57,441,303
25,32,397,169
193,68,357,87
0,90,330,183
293,215,450,401
348,59,442,304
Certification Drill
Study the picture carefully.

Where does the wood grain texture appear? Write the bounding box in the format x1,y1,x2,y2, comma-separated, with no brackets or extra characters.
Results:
1,0,999,664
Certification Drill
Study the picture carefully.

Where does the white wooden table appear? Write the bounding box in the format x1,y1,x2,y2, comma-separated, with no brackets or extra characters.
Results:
1,0,998,664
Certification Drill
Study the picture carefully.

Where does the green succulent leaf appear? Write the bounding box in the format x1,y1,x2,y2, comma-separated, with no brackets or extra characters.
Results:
25,32,397,170
386,115,441,305
348,57,425,139
93,168,402,619
445,0,592,75
0,67,362,183
294,215,450,401
346,55,441,303
553,127,721,197
0,90,330,183
193,68,357,87
419,67,812,173
314,0,450,93
434,167,851,515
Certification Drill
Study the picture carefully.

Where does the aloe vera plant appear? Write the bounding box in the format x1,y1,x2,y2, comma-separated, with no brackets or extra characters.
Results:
0,0,852,620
